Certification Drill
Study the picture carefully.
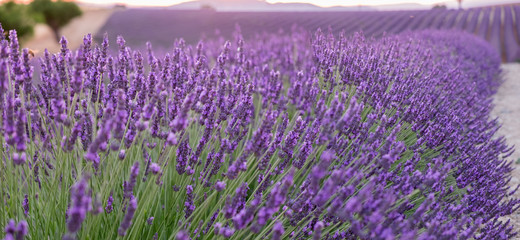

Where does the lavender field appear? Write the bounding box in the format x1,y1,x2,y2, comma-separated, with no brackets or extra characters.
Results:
98,4,520,62
1,6,520,240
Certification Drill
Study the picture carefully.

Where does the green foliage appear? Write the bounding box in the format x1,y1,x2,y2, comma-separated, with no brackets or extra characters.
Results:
200,4,216,11
432,4,447,10
29,0,82,40
0,1,34,40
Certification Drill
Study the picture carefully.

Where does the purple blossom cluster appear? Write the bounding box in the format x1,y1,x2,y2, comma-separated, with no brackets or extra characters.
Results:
0,20,518,239
2,220,27,240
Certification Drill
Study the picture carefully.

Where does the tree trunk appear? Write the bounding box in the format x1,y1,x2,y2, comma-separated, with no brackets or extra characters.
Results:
51,26,60,43
46,17,61,43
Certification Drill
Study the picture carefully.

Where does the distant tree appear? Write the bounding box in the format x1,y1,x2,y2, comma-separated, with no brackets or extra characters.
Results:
200,4,216,11
432,4,447,10
457,0,462,9
0,1,34,40
114,3,127,9
29,0,82,42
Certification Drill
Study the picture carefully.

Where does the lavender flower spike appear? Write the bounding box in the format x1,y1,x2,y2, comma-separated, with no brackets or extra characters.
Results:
271,221,284,240
118,195,137,236
4,219,28,240
66,177,91,234
124,161,140,200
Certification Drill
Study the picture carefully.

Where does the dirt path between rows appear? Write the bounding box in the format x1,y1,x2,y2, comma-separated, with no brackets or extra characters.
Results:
493,63,520,236
23,7,113,55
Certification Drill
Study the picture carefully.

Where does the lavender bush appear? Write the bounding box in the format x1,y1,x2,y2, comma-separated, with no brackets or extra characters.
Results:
0,21,519,239
99,5,520,62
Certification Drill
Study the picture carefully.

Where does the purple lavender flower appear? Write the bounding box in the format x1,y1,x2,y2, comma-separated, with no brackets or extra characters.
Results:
313,221,324,240
22,194,29,216
118,195,137,236
118,150,126,160
124,161,140,200
4,93,15,144
256,169,293,227
3,219,28,240
184,185,195,219
166,132,177,146
0,20,517,240
0,23,4,41
176,230,189,240
203,209,220,234
150,163,161,175
12,152,26,166
271,221,284,240
66,177,91,233
176,138,191,175
0,49,8,104
224,183,249,219
65,119,83,152
215,181,226,192
105,193,114,214
232,194,262,230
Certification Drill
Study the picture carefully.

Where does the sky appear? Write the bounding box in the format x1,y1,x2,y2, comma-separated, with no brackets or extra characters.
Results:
74,0,508,8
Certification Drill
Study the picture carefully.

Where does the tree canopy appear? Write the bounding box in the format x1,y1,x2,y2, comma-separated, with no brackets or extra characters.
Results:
29,0,82,41
0,0,82,42
0,1,34,40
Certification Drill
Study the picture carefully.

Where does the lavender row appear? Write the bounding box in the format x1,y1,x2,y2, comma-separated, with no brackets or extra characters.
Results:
0,21,518,239
98,4,520,62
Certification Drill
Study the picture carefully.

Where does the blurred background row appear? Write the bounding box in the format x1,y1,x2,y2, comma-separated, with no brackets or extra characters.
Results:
1,0,520,62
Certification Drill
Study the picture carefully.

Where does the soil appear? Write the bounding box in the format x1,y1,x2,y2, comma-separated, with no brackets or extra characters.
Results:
23,7,113,54
493,63,520,236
